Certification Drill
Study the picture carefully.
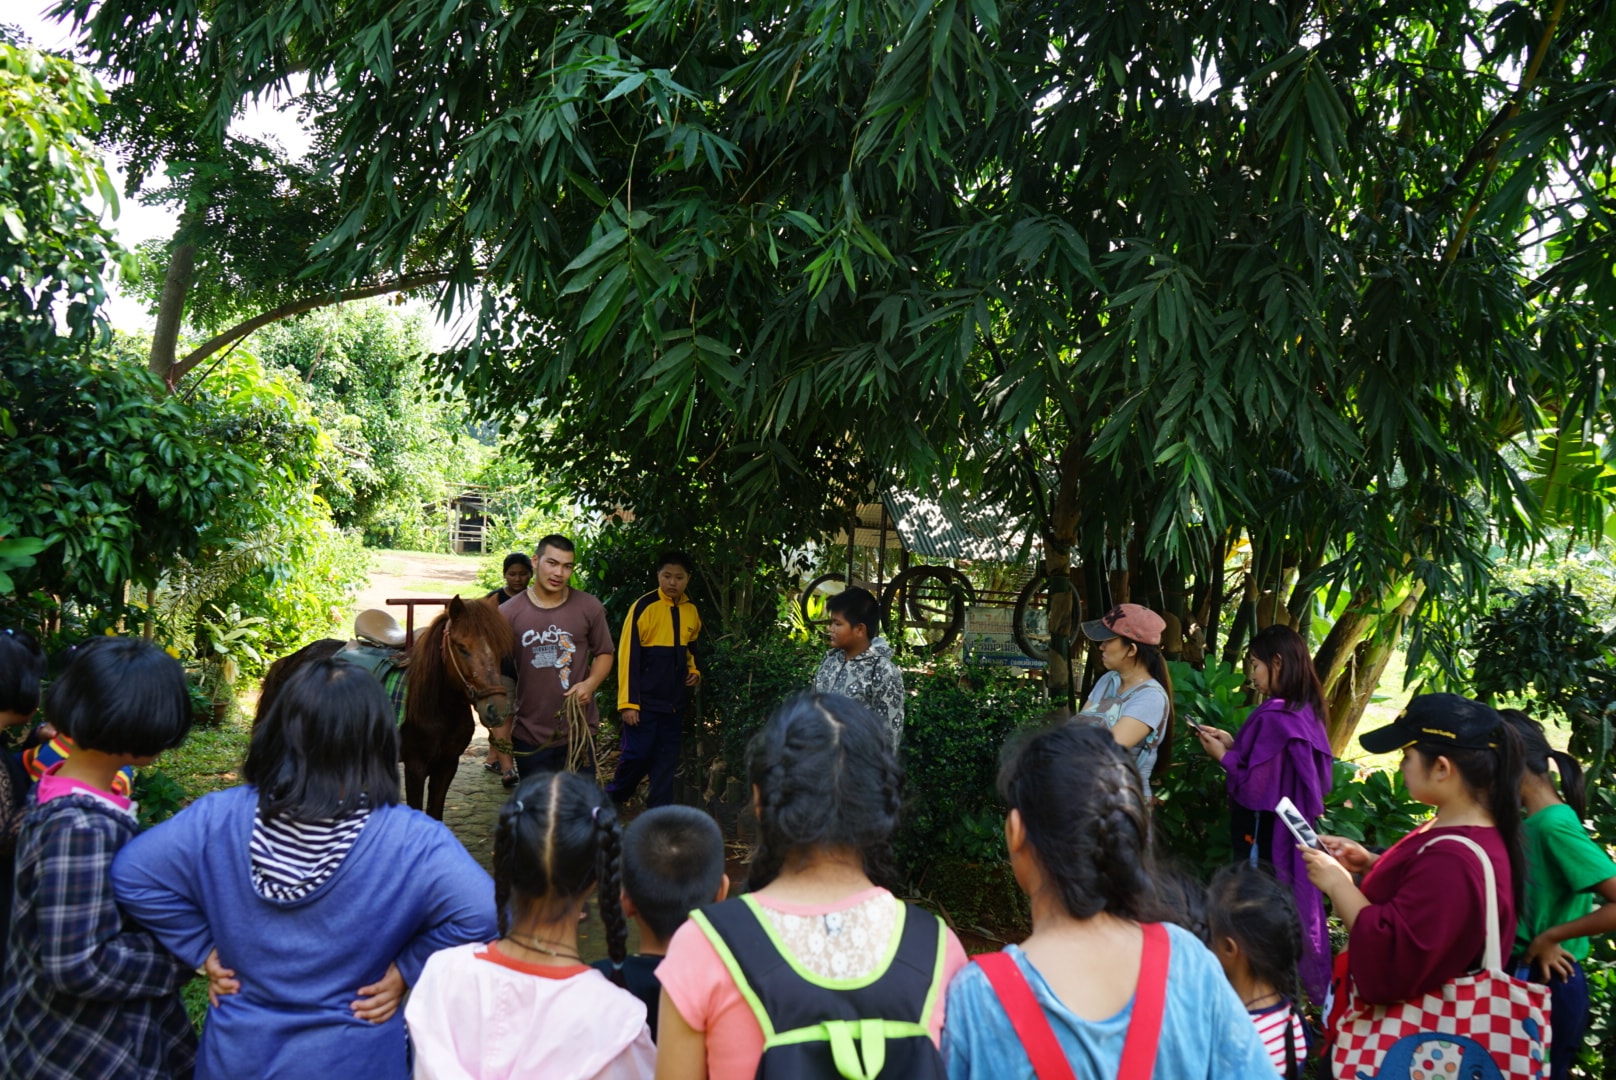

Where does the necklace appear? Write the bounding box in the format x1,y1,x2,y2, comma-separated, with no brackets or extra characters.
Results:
1242,990,1283,1009
526,584,570,609
503,931,581,963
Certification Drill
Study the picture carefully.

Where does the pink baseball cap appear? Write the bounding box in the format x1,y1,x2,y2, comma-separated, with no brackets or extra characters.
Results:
1080,603,1166,646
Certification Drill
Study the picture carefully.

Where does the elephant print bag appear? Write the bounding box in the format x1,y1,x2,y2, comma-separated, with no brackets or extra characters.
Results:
1330,834,1550,1080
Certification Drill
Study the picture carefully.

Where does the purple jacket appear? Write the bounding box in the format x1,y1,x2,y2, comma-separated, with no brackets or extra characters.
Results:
1222,697,1334,1001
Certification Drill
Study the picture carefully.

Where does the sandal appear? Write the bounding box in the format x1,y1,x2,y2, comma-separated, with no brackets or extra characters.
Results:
482,761,502,773
501,768,520,789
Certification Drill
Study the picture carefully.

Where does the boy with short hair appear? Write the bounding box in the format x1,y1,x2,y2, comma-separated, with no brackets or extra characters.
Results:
812,585,906,747
591,805,728,1037
608,550,701,809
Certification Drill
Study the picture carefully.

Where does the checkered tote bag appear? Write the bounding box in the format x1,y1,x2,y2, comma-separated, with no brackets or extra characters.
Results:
1331,834,1551,1080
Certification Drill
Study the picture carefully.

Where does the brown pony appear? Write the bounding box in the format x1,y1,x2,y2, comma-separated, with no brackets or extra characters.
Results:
257,596,513,820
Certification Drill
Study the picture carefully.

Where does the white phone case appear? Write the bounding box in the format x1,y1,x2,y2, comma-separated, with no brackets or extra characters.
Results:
1276,795,1323,850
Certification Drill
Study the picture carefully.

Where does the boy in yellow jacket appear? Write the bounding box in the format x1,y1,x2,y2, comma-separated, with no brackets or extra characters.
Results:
608,550,701,808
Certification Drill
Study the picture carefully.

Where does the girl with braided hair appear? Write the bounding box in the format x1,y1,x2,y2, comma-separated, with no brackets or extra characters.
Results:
943,723,1272,1079
405,770,655,1079
1206,862,1312,1078
656,692,969,1079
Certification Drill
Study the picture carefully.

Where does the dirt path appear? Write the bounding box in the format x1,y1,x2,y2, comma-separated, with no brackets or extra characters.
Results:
345,549,488,629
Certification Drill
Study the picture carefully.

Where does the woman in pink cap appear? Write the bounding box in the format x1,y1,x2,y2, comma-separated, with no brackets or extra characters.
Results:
1076,603,1176,797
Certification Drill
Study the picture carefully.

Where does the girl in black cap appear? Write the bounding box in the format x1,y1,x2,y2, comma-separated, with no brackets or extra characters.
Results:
1299,694,1524,1009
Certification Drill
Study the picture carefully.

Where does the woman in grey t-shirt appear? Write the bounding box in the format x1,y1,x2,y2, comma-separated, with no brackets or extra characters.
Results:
1075,604,1176,797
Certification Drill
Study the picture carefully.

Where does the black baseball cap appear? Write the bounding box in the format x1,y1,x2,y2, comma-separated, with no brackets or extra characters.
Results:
1358,693,1503,754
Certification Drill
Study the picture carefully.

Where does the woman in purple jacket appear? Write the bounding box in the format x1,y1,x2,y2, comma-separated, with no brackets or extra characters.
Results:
1194,625,1334,1004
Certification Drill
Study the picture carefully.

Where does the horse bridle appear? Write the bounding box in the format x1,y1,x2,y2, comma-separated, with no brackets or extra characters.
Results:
439,615,508,707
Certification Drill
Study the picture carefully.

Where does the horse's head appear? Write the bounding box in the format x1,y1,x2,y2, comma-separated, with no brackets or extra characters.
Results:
439,595,515,728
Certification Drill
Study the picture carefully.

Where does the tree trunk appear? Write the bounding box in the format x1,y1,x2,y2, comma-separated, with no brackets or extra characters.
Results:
1312,585,1381,702
1324,579,1428,753
148,238,197,385
1042,436,1085,701
1222,568,1258,665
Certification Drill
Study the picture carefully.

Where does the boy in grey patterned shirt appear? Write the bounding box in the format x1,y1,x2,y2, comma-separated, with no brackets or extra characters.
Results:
811,586,906,747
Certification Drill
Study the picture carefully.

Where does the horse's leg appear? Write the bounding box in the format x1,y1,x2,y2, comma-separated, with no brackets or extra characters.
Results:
404,757,428,812
400,721,428,811
426,755,458,822
426,710,475,822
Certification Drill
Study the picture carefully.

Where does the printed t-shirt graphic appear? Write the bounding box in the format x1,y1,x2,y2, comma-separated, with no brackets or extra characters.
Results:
525,623,579,689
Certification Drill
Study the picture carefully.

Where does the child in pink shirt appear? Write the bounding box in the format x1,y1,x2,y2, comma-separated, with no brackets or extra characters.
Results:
405,770,654,1079
655,692,968,1079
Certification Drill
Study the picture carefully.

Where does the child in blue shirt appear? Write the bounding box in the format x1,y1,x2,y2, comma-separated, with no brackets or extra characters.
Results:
942,723,1273,1079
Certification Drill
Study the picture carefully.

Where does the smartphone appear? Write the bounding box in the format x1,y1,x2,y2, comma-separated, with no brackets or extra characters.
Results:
1185,720,1206,734
1276,795,1323,851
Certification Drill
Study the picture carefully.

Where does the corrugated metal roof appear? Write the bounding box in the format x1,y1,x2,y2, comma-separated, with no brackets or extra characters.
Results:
881,487,1030,562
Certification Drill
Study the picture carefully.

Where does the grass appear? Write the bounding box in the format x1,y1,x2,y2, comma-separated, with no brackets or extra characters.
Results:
156,709,253,802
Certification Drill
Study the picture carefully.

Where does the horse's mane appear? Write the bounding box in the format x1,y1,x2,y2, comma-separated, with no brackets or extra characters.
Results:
406,597,515,708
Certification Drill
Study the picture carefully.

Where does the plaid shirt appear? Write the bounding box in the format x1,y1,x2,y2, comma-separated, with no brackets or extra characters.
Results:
0,792,196,1079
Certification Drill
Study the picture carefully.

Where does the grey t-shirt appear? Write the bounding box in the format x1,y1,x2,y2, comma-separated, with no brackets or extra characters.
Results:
1077,671,1169,796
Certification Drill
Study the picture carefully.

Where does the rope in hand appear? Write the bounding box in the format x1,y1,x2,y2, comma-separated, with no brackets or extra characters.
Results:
488,693,600,783
561,694,601,781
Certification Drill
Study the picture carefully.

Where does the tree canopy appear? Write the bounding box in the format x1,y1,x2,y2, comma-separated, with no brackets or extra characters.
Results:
50,0,1616,732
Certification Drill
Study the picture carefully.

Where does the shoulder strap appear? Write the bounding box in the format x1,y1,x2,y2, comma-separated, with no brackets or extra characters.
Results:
975,925,1170,1080
1417,832,1503,970
1116,923,1170,1080
972,952,1077,1080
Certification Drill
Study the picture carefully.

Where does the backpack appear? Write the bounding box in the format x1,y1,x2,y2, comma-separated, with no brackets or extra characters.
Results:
691,894,949,1079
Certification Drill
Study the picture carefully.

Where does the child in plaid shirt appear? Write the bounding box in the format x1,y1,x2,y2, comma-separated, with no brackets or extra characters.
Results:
0,638,198,1080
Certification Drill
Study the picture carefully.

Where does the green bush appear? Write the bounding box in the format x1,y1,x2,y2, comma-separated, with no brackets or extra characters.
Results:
894,664,1048,872
1317,761,1429,848
221,522,371,665
1151,661,1255,878
689,635,823,776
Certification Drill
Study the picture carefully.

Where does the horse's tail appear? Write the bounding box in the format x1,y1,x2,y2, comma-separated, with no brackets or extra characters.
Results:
256,639,345,731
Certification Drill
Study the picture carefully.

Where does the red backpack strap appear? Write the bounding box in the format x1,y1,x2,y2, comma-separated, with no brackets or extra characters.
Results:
1117,923,1171,1080
973,952,1078,1080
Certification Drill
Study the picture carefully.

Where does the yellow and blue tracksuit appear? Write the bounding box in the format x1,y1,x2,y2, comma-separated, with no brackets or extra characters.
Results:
609,590,701,807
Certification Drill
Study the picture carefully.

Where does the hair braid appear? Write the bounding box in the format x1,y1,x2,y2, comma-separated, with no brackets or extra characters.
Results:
493,798,524,938
744,692,905,892
593,802,628,985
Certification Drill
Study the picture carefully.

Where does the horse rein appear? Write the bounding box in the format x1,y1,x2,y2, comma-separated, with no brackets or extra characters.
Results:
439,615,508,707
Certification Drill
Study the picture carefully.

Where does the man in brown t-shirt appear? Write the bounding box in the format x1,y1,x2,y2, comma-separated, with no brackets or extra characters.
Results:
495,534,616,780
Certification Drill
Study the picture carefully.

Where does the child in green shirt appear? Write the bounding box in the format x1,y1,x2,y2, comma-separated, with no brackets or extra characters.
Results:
1501,709,1616,1080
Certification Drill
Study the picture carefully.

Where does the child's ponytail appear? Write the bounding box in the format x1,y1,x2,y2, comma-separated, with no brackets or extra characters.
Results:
496,771,627,960
493,795,524,938
1500,708,1588,818
1551,749,1588,819
592,801,628,985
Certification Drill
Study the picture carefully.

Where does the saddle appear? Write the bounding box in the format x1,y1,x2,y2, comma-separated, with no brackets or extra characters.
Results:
337,609,411,682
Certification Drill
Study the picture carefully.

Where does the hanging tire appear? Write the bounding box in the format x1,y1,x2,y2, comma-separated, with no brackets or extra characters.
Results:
1013,572,1051,663
1013,570,1080,663
799,572,847,631
882,566,972,654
